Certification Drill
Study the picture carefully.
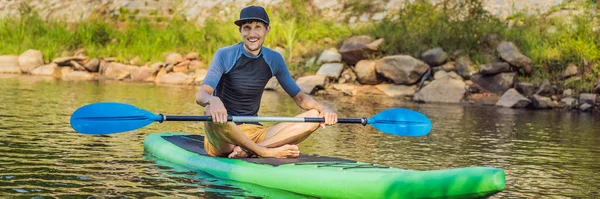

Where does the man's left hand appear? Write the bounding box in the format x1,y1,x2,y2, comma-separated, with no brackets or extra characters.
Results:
319,108,338,128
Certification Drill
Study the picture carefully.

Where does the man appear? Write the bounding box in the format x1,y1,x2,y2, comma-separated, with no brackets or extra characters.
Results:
196,5,337,159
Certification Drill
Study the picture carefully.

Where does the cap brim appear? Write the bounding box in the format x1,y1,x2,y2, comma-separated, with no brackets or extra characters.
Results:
234,17,269,26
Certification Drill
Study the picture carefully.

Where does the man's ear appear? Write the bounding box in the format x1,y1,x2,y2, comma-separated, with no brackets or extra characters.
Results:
266,25,271,34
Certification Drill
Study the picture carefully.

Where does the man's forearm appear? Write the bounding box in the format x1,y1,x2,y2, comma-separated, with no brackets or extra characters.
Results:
293,92,326,112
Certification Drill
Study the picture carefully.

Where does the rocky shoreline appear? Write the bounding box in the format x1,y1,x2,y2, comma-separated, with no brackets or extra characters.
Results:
1,35,598,112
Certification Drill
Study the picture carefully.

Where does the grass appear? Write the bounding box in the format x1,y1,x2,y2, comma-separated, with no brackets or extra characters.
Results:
0,0,598,91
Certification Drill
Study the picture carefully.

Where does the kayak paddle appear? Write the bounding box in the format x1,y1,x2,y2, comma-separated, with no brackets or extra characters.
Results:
70,102,432,136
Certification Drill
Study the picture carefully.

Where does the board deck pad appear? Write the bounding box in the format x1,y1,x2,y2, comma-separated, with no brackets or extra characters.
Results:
162,135,356,166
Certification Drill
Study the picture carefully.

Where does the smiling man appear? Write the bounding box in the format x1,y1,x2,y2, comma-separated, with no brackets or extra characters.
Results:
196,6,338,158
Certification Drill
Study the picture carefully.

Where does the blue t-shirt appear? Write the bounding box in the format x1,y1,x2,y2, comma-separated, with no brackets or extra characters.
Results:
202,42,301,118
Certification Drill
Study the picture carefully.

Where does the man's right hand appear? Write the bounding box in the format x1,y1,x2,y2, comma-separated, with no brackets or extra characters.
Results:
203,97,228,123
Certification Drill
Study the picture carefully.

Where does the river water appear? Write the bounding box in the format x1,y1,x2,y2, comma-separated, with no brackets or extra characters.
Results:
1,74,599,198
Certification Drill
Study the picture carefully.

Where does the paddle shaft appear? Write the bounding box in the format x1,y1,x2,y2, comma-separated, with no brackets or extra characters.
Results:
163,115,368,125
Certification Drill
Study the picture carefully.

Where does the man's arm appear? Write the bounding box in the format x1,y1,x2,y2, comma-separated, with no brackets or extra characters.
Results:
196,85,228,123
292,92,337,125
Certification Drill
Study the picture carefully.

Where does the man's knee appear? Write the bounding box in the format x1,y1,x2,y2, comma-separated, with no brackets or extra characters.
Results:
303,109,319,117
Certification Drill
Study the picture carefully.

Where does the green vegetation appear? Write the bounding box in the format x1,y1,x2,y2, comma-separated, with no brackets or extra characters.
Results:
0,0,598,91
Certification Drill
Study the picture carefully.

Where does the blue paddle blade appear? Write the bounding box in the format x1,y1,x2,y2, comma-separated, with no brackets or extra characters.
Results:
70,102,163,134
368,108,432,136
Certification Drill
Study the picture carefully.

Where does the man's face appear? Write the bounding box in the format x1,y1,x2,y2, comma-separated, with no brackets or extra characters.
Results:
240,21,270,55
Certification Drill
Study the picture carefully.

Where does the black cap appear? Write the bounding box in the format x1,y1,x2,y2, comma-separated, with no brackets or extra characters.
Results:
234,6,270,27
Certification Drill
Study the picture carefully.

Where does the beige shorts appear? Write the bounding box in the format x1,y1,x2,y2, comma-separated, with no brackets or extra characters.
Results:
204,124,269,157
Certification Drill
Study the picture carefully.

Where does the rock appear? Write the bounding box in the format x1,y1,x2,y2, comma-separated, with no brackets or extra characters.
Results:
154,68,167,84
188,60,204,70
531,94,552,109
413,78,466,103
157,72,195,85
338,68,357,84
375,84,417,97
150,62,164,73
296,75,327,94
0,55,21,74
441,62,457,72
53,56,87,66
535,79,553,96
84,58,100,72
496,41,532,74
579,93,597,105
317,49,342,64
316,63,344,79
563,89,573,97
470,93,501,106
193,69,208,85
434,70,448,80
18,49,45,74
516,82,536,97
339,35,383,66
103,63,137,80
165,53,184,65
561,64,578,79
375,55,429,85
420,47,447,67
186,52,199,60
456,56,478,78
355,60,382,85
479,62,511,75
74,48,86,56
31,63,58,76
496,88,531,108
470,72,516,95
63,71,96,81
352,85,385,96
561,97,577,108
264,77,279,90
173,60,190,73
331,83,357,95
130,67,155,82
580,103,593,111
56,67,73,79
71,60,86,71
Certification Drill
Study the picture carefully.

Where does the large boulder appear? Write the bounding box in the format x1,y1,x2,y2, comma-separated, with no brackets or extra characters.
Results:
339,35,383,65
103,63,138,80
355,60,382,85
264,77,279,90
375,55,429,85
516,82,537,97
531,94,554,109
421,47,448,67
84,58,100,72
455,56,478,78
317,49,342,64
31,63,59,76
579,93,597,105
496,88,531,108
157,72,195,85
535,79,554,96
130,67,155,82
479,62,511,75
375,84,417,97
470,72,516,95
496,41,532,74
0,55,21,74
165,52,184,66
316,63,344,79
18,49,45,74
413,77,466,103
296,75,327,94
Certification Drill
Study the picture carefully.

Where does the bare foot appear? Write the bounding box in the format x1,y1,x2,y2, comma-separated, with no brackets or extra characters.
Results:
228,146,250,158
261,144,300,158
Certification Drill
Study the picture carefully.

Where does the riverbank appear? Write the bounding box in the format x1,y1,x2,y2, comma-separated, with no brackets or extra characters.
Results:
0,0,598,112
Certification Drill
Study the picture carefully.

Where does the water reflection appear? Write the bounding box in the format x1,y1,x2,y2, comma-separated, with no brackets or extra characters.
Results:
0,75,599,198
